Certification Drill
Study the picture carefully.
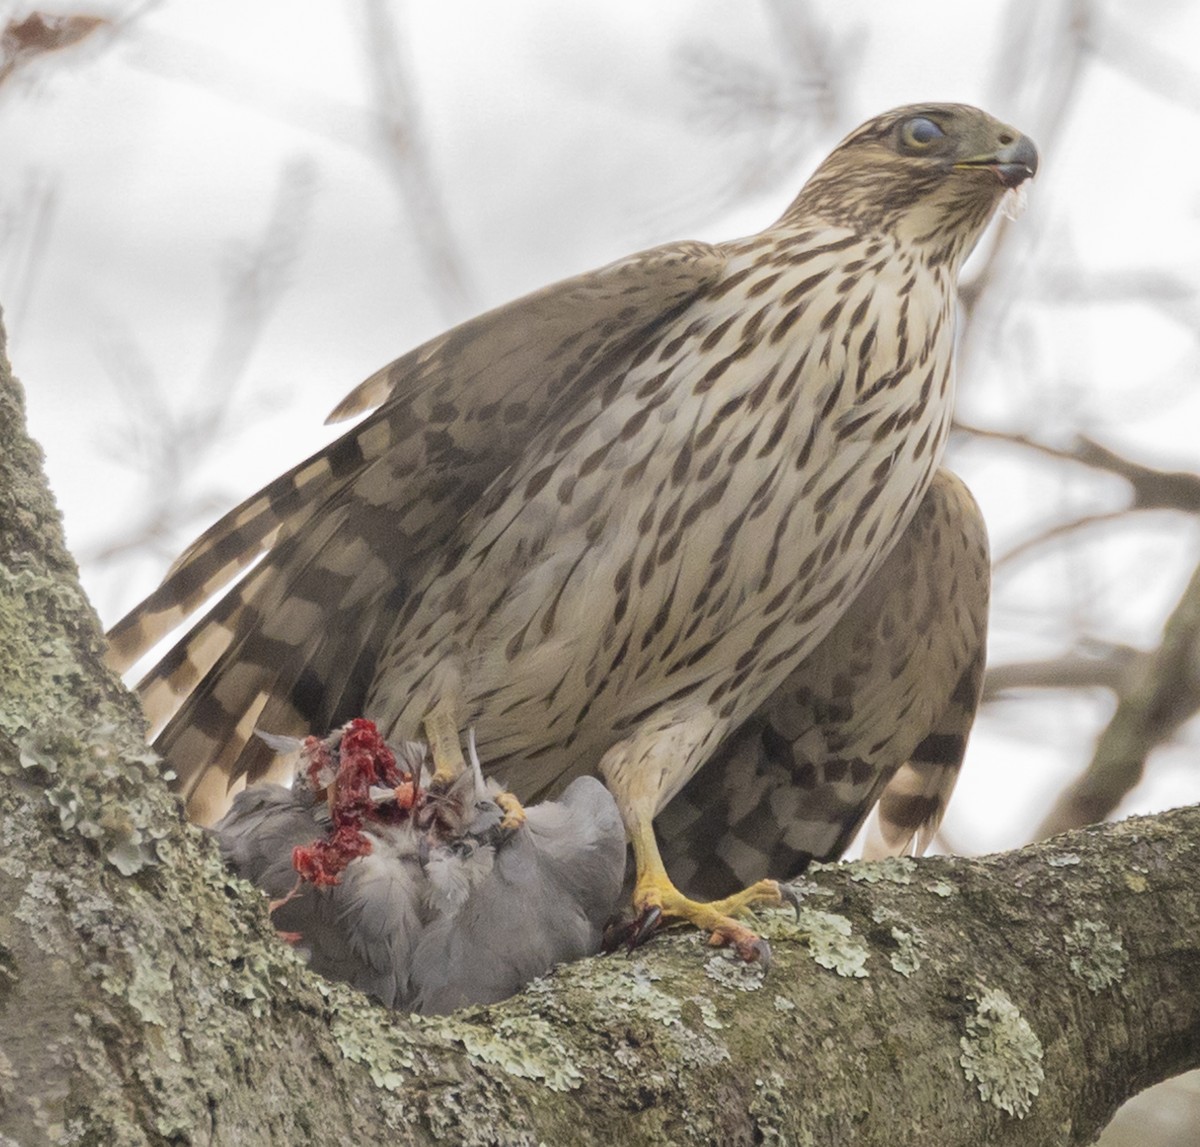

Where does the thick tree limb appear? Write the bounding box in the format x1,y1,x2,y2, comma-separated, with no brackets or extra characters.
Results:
2,313,1198,1146
1036,558,1200,838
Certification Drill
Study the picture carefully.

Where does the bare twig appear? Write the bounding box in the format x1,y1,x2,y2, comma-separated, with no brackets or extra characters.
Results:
1090,13,1200,115
190,156,317,432
0,10,109,90
1031,267,1200,336
359,0,475,322
757,0,847,131
957,0,1090,335
83,160,315,569
956,422,1200,514
983,645,1139,699
0,173,57,329
1072,438,1200,513
661,0,846,235
994,508,1133,570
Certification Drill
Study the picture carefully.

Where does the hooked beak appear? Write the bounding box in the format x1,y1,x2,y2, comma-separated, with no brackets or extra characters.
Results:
956,134,1039,188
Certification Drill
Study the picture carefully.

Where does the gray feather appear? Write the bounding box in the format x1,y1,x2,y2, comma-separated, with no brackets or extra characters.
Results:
214,772,625,1013
411,776,625,1014
214,784,324,898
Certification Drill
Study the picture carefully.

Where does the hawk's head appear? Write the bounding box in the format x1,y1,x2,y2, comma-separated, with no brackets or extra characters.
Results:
791,103,1038,268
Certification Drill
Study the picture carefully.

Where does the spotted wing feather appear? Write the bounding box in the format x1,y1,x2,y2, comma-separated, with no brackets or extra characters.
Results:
656,468,989,898
107,242,723,821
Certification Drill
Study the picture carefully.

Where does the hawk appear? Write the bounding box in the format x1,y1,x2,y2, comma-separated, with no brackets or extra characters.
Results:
108,104,1035,960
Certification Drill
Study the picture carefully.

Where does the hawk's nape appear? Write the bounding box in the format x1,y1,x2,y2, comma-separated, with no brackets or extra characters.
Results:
107,104,1035,962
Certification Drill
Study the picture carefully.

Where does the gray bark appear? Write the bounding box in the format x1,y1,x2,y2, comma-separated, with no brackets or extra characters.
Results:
1,310,1197,1146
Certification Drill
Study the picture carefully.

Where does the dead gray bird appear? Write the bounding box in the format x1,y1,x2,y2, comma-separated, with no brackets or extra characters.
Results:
215,721,625,1014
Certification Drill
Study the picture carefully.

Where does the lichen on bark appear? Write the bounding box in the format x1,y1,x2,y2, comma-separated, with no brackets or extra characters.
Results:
959,986,1045,1117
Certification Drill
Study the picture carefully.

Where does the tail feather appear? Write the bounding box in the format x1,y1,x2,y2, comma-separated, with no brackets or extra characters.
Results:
861,760,959,860
106,418,392,674
135,503,351,729
861,657,984,860
150,505,407,820
104,239,725,822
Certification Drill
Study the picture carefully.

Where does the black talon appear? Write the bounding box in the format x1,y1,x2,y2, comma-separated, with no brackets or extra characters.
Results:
600,919,625,954
778,882,801,920
628,905,663,950
601,905,663,954
744,935,773,971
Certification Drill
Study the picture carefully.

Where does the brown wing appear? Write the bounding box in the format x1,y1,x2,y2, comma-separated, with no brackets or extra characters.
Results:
105,241,724,822
655,467,989,899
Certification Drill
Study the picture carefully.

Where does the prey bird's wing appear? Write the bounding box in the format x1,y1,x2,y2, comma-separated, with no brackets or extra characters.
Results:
106,242,724,821
655,468,989,899
410,776,626,1015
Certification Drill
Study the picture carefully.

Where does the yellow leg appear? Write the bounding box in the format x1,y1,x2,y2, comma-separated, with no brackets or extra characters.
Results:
598,718,790,963
423,696,467,785
627,816,786,964
494,790,527,832
423,698,528,829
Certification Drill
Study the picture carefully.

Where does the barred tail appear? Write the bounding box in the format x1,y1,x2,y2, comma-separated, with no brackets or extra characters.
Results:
861,655,984,860
105,414,396,673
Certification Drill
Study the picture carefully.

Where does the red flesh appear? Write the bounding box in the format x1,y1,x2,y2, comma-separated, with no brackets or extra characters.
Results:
292,718,420,886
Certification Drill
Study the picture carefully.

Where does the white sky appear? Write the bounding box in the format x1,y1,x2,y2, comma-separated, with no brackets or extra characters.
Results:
3,0,1200,855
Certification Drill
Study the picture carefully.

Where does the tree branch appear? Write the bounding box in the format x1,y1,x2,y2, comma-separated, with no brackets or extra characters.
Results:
993,508,1132,570
955,420,1200,838
955,423,1200,515
984,644,1138,698
360,0,476,322
1036,558,1200,838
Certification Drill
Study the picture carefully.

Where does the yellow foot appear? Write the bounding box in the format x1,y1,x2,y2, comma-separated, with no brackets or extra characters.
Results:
618,873,796,966
422,697,467,786
494,790,527,832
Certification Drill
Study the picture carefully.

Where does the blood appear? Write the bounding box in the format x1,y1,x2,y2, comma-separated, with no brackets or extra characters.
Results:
291,718,420,886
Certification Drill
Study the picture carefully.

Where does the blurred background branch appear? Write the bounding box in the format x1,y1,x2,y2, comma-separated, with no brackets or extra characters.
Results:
0,9,109,89
1036,556,1200,838
81,156,317,567
359,0,475,321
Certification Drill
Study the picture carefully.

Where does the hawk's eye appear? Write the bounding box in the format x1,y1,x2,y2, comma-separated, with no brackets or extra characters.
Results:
899,117,945,150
